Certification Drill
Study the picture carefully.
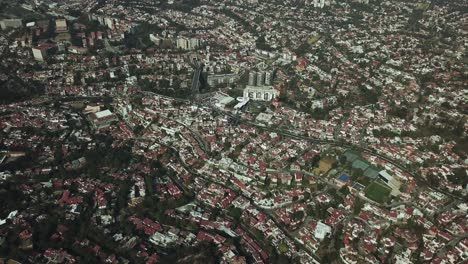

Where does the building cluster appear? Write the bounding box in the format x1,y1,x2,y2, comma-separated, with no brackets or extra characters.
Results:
0,0,466,263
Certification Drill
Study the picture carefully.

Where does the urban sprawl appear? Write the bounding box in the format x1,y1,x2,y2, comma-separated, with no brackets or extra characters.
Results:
0,0,467,263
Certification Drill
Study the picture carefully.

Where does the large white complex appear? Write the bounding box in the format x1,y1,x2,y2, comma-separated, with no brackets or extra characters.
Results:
176,37,200,51
248,71,273,86
305,0,329,8
243,85,277,101
207,73,239,87
87,14,116,29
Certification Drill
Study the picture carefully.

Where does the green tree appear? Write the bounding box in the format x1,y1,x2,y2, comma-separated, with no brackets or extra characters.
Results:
353,198,365,215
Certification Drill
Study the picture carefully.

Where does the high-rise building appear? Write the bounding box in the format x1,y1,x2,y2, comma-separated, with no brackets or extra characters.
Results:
189,38,200,49
207,73,239,87
176,38,187,50
176,37,200,50
265,71,273,85
256,72,265,86
248,71,256,86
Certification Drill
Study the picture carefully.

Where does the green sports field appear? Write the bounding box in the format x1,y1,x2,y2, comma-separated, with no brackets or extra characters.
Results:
365,181,391,203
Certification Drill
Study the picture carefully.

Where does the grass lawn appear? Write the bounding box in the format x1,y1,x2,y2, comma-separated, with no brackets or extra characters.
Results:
246,101,267,114
356,176,371,186
417,3,430,10
307,35,321,45
365,182,391,204
278,242,289,254
312,167,322,176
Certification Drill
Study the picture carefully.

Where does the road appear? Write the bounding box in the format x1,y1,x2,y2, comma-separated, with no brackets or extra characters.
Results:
211,107,464,202
67,93,462,263
148,138,322,263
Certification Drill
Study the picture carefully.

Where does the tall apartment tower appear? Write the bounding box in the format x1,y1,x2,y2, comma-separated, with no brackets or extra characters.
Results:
256,72,265,86
264,71,272,85
248,71,256,86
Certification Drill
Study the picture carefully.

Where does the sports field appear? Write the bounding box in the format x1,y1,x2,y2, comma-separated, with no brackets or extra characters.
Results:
365,181,391,203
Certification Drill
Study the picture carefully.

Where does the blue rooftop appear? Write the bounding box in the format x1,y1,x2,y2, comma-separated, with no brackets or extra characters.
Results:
338,174,350,182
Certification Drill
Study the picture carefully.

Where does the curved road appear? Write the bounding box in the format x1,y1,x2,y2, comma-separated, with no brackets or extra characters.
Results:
213,108,464,202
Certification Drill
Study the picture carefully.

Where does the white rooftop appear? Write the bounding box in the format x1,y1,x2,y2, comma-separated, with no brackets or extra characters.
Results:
314,221,331,240
56,19,67,28
95,109,113,118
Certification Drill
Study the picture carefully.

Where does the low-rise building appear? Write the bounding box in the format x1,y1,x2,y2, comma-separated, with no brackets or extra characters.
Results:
89,110,118,129
0,19,22,30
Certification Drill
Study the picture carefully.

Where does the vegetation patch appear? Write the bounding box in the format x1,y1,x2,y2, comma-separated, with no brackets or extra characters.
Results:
365,182,391,203
307,35,321,45
278,242,289,254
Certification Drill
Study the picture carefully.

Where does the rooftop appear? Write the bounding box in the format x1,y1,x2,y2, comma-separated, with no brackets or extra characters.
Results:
94,109,113,119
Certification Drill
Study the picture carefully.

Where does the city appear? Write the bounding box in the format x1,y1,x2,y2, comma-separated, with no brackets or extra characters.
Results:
0,0,466,263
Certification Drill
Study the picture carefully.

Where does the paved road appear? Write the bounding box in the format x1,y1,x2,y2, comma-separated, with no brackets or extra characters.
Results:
212,108,464,202
67,93,463,263
152,140,322,263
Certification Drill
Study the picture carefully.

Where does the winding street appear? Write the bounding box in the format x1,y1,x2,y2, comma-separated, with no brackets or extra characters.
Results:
131,95,464,263
212,107,464,202
142,137,322,263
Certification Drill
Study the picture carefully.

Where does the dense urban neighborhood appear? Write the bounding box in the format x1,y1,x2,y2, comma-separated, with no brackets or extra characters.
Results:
0,0,467,263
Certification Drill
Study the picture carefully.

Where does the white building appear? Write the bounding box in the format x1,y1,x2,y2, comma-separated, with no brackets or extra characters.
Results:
149,34,162,45
309,0,331,8
256,71,265,86
379,170,401,196
176,37,200,50
55,19,67,33
265,71,273,85
0,19,22,30
248,71,256,86
243,85,277,101
314,221,331,240
207,73,239,86
89,109,118,129
104,17,114,29
32,48,46,62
